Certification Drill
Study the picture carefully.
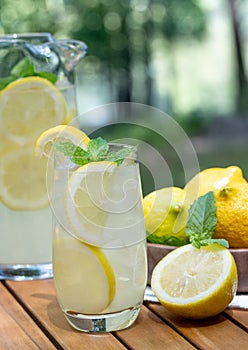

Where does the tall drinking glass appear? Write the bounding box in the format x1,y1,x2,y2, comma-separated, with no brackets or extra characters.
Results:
0,33,87,280
51,144,147,332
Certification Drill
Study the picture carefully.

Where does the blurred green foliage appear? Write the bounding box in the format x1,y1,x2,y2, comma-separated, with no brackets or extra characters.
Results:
0,0,206,108
66,0,206,103
0,0,247,122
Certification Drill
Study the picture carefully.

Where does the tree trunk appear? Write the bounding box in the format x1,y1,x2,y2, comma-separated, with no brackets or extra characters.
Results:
228,0,248,113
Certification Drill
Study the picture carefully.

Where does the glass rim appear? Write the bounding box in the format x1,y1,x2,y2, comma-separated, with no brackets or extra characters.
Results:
107,142,137,148
0,32,54,41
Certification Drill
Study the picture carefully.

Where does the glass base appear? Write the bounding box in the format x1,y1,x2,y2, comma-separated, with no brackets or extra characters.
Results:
63,303,142,332
0,263,53,280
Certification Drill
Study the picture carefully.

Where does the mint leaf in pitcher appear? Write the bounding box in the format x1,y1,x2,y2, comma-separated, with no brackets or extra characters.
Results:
0,76,16,90
36,71,57,84
186,191,229,249
11,58,57,83
11,58,35,77
0,58,58,91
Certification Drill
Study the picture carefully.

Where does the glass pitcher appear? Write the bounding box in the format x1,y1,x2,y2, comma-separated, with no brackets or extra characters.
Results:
0,32,87,280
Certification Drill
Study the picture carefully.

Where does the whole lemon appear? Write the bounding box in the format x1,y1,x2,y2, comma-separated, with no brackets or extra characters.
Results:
185,166,248,248
213,183,248,248
185,166,247,202
143,187,189,246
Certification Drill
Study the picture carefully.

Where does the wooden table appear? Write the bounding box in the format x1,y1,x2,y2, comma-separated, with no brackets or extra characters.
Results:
0,279,247,349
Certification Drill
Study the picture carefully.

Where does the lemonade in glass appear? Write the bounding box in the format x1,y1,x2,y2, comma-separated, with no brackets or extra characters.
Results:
0,33,87,280
51,140,147,332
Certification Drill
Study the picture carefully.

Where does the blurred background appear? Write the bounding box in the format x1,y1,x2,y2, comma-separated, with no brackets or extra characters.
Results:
0,0,247,193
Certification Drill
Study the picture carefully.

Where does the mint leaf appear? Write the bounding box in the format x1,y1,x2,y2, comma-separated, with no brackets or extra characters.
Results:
186,191,229,249
105,146,136,165
205,238,229,248
0,76,16,90
191,238,229,248
36,71,57,84
187,191,217,238
11,58,35,77
147,233,188,246
70,146,89,165
53,141,89,166
53,141,78,156
87,137,109,161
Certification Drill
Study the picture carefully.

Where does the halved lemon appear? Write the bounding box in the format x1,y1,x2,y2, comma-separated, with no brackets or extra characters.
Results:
0,77,67,144
151,244,238,319
0,147,48,210
64,161,117,247
53,235,115,314
35,125,90,158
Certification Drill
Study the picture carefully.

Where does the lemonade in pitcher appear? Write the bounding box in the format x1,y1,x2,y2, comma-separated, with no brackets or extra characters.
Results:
0,33,87,279
38,127,147,332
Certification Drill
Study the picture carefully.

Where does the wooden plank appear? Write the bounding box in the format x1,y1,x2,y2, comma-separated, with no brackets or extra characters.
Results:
0,282,55,350
6,279,126,350
146,302,248,350
116,305,196,350
224,308,248,331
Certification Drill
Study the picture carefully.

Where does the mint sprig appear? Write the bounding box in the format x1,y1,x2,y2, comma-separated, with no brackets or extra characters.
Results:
0,58,57,90
53,138,135,166
186,191,229,249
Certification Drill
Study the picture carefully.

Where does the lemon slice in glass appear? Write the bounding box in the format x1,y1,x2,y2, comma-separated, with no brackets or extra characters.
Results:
0,77,66,144
151,243,238,319
53,235,115,313
0,147,48,210
35,125,90,158
65,161,117,247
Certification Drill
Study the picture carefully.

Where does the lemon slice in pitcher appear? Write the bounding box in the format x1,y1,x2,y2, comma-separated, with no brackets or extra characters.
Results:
0,147,48,210
0,77,66,144
53,236,115,313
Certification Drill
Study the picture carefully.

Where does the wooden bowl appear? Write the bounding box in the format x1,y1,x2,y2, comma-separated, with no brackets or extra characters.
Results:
147,243,248,293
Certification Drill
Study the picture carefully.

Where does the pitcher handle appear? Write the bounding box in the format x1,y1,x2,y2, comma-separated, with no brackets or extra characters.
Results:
53,40,88,72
